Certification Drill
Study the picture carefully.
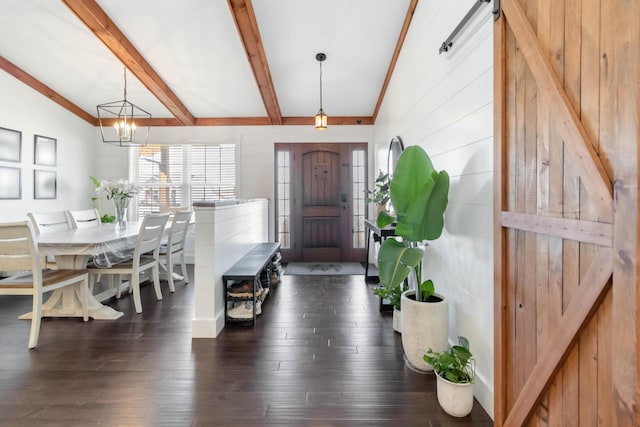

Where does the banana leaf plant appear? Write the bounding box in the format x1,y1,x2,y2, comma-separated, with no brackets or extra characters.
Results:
376,145,449,302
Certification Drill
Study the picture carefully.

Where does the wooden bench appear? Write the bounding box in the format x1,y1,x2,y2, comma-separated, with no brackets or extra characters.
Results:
222,242,281,325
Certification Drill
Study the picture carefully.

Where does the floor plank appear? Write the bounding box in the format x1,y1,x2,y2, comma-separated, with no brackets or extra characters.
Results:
0,268,493,426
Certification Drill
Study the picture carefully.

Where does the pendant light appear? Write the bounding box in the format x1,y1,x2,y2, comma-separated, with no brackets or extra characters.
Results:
97,67,151,147
315,52,328,130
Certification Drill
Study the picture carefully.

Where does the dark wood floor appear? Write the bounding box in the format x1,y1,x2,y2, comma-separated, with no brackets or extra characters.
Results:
0,267,493,426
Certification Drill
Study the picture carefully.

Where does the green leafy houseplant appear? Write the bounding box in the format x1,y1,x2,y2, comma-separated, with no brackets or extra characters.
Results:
423,336,475,384
376,145,449,301
373,281,408,311
365,170,391,208
89,176,115,223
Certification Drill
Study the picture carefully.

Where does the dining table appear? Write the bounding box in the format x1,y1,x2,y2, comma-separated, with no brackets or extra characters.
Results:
22,221,145,320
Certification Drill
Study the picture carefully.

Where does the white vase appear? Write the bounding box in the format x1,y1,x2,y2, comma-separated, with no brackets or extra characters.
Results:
436,373,474,417
393,307,402,333
400,290,448,372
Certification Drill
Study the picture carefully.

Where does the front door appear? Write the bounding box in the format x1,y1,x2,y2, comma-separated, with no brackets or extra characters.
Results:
275,143,367,263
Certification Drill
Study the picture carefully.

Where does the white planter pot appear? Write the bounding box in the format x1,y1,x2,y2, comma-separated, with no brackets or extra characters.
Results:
393,307,402,333
436,373,474,417
400,290,448,372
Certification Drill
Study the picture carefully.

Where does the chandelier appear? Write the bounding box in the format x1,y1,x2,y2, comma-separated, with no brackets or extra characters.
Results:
97,67,151,147
315,53,327,130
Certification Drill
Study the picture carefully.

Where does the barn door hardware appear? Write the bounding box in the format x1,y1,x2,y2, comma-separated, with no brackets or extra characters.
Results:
439,0,492,54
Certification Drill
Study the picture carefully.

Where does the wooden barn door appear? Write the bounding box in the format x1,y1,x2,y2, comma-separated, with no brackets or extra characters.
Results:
494,0,638,426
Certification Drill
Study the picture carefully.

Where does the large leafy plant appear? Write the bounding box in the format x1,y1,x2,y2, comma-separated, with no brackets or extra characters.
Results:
423,336,475,384
376,145,449,302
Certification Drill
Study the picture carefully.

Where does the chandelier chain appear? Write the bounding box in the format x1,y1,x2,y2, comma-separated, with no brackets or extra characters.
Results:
123,68,127,100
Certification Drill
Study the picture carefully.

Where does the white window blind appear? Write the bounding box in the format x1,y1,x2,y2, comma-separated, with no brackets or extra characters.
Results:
131,144,235,219
136,145,184,217
190,144,236,201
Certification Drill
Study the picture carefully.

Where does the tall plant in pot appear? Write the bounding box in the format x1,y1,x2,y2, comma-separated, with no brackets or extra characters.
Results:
376,145,449,372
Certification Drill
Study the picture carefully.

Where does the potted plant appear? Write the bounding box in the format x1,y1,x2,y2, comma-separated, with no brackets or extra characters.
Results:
376,145,450,371
90,176,115,223
424,336,475,417
365,170,391,215
373,281,408,333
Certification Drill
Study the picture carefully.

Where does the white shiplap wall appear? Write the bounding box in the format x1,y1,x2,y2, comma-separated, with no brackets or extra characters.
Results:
0,72,97,221
373,0,495,418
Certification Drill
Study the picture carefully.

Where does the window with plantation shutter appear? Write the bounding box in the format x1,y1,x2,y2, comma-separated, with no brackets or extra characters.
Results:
130,144,235,219
190,144,236,202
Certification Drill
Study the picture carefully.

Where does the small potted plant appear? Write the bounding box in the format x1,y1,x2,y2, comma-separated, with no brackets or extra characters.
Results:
424,336,475,417
373,281,408,333
365,170,391,215
90,176,115,223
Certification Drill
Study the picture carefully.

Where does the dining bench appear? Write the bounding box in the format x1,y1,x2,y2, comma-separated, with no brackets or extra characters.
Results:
222,242,281,325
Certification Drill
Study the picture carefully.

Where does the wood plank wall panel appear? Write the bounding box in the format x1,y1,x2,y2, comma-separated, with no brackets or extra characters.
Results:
545,0,567,424
504,17,518,414
495,0,638,424
532,0,551,425
605,0,639,424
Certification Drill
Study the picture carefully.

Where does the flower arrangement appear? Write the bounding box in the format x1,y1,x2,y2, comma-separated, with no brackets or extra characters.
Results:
94,178,138,202
90,176,138,226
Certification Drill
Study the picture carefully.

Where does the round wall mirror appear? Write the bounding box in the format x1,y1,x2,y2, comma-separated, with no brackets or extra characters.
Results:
387,136,404,180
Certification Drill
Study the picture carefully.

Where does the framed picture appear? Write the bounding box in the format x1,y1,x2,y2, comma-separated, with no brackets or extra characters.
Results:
0,166,21,199
34,135,57,166
34,170,57,199
0,127,21,163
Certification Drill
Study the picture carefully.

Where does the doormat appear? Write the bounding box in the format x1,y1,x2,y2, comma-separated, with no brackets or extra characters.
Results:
284,262,365,276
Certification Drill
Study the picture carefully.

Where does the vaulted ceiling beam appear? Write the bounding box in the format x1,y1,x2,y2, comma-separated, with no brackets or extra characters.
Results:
227,0,283,125
372,0,419,122
0,55,96,124
61,0,196,126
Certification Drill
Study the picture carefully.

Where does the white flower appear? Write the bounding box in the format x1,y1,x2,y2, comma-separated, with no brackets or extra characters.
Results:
95,179,138,202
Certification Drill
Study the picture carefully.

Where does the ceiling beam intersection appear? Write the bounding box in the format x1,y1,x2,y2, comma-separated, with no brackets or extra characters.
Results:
61,0,196,126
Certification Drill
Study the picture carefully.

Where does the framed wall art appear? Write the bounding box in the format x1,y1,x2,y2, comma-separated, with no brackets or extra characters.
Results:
34,170,57,199
0,166,21,199
34,135,57,166
0,127,22,163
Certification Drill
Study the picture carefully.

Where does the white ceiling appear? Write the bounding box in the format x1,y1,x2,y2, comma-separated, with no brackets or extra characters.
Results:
0,0,414,125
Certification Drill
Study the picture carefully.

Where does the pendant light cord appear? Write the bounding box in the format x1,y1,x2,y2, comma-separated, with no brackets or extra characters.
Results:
319,60,323,111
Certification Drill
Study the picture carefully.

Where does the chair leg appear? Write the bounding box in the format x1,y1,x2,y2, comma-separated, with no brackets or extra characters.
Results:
131,273,142,313
28,292,43,349
80,279,89,322
181,253,189,284
153,265,163,300
89,274,96,294
114,274,122,298
167,253,176,293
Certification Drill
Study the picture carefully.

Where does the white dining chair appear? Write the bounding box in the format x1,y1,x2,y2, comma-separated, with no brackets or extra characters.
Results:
27,211,73,269
27,211,73,234
0,221,89,349
158,210,193,292
87,213,169,314
67,208,102,229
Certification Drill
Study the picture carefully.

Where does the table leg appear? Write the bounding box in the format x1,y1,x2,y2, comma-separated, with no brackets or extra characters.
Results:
19,285,124,320
19,254,124,320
